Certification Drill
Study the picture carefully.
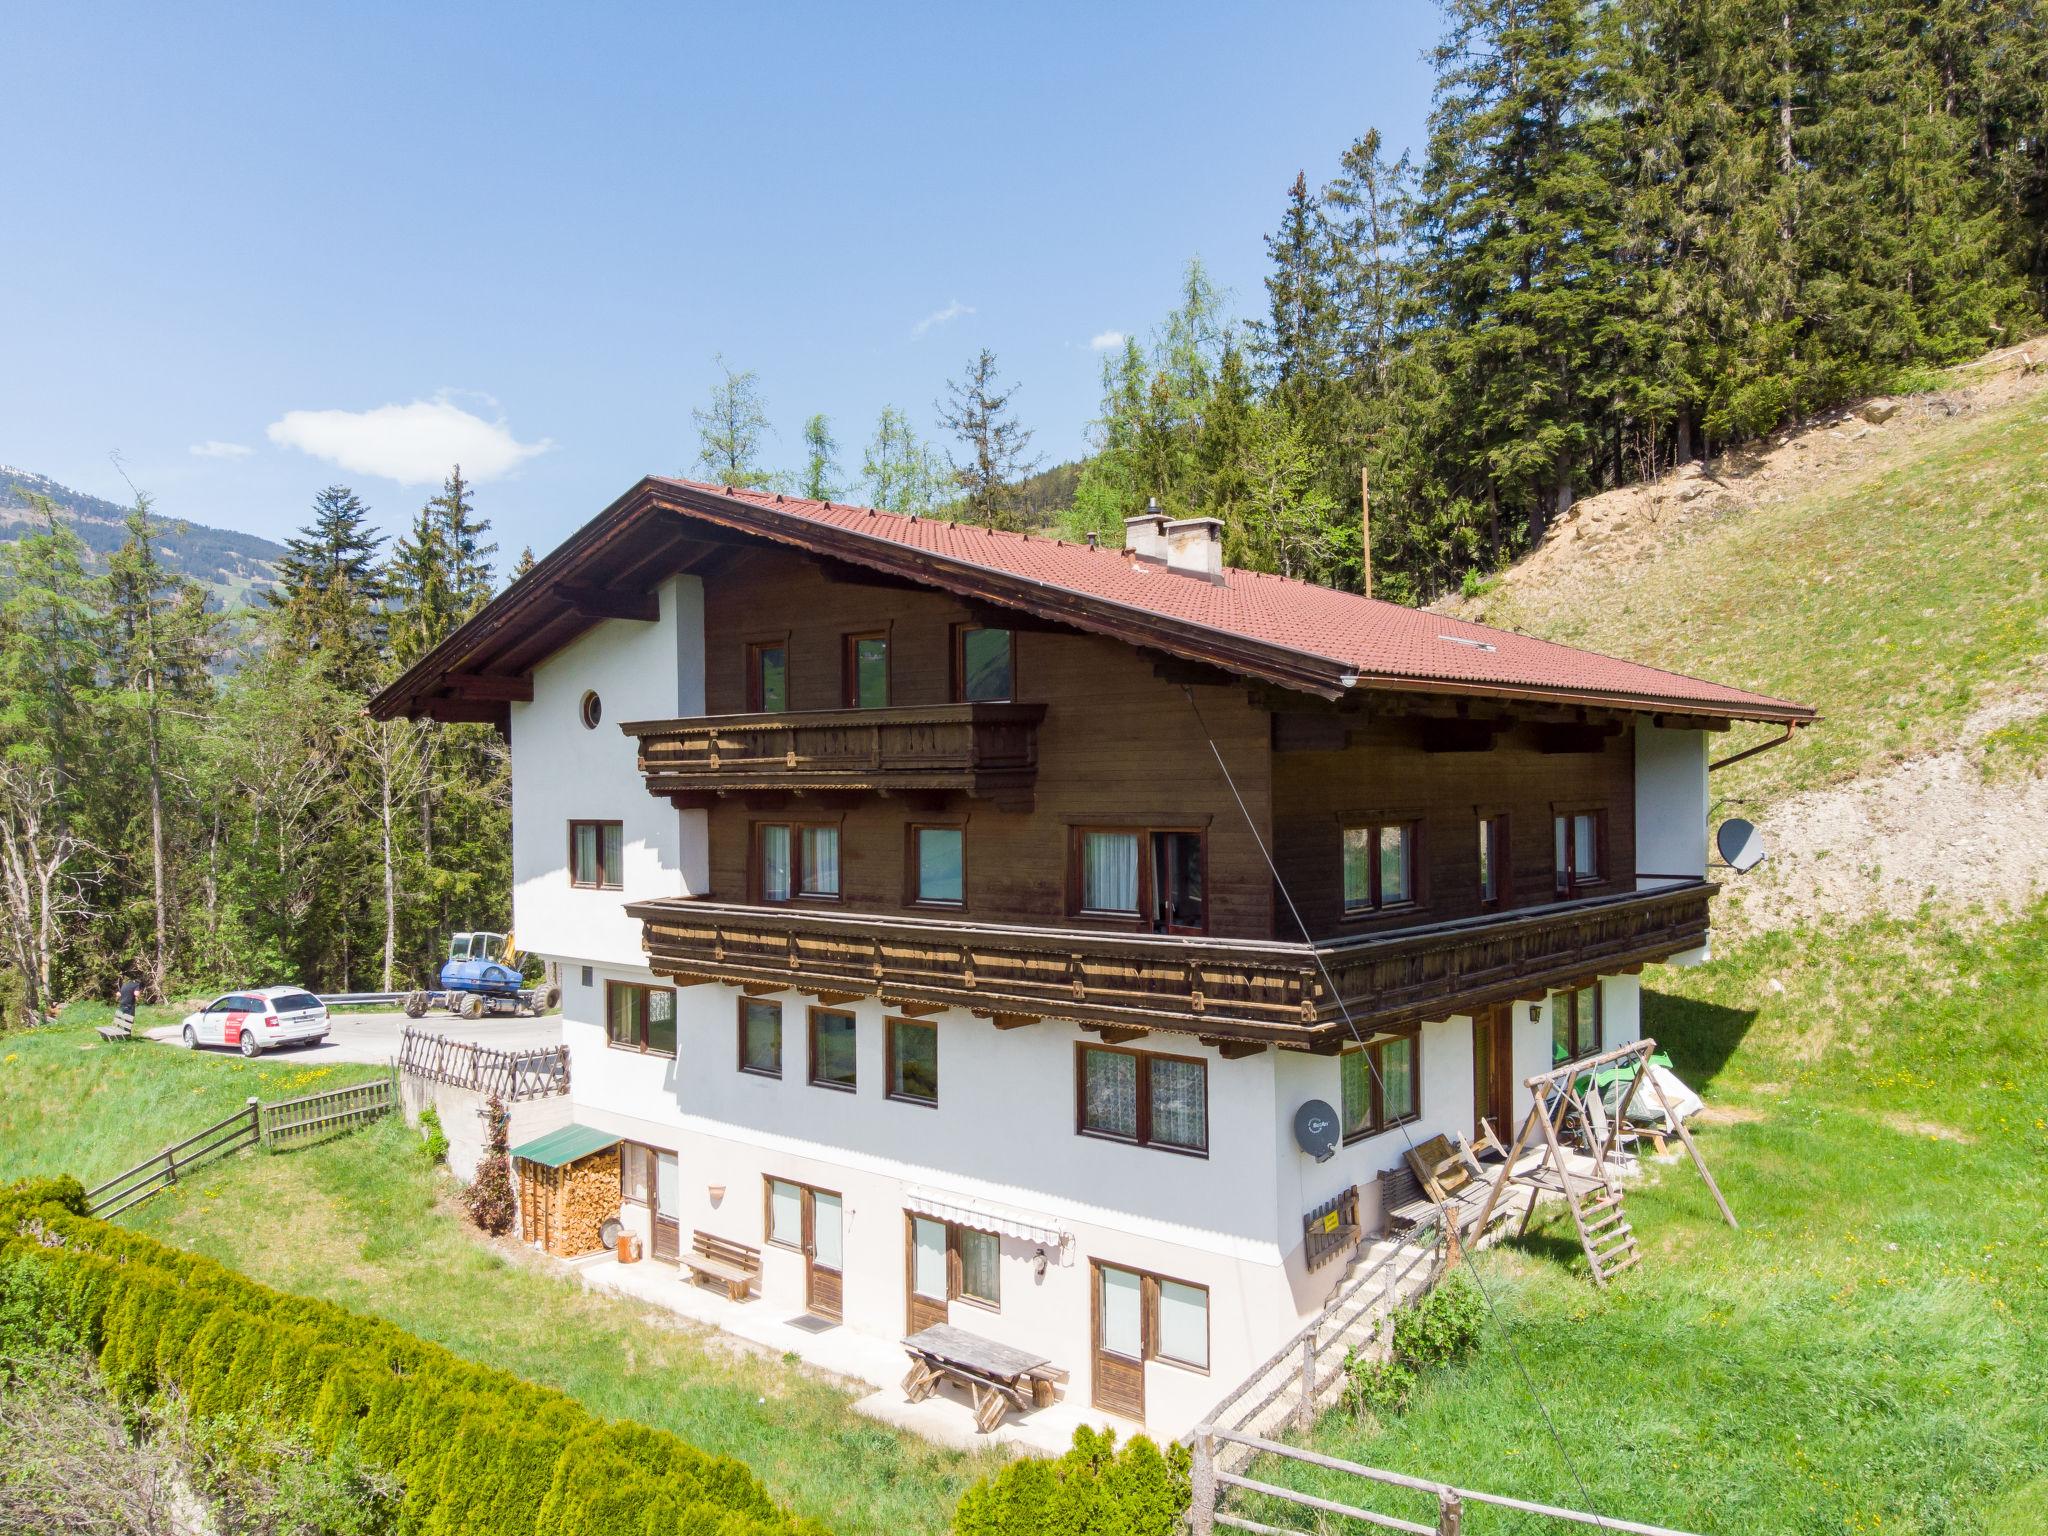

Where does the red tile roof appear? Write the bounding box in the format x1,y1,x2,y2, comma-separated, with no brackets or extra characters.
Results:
652,478,1813,722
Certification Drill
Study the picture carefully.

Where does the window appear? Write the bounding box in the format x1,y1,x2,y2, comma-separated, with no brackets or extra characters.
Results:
766,1178,804,1248
1343,822,1418,913
1478,813,1507,907
1095,1262,1209,1373
1553,986,1602,1063
738,997,782,1077
570,820,624,890
579,691,602,729
1554,810,1604,895
843,631,889,708
757,822,840,901
910,1215,1001,1309
1339,1027,1422,1142
809,1008,858,1090
747,642,788,713
606,981,676,1056
1071,826,1207,932
1077,1044,1208,1155
954,625,1014,702
886,1017,938,1105
620,1142,654,1205
911,825,964,905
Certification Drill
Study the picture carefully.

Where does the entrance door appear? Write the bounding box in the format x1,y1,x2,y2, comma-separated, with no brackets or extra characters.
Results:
1091,1262,1146,1421
1473,1006,1514,1141
804,1188,844,1321
906,1215,949,1333
651,1149,681,1263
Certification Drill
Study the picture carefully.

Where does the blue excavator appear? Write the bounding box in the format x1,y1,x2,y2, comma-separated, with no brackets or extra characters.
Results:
402,931,560,1020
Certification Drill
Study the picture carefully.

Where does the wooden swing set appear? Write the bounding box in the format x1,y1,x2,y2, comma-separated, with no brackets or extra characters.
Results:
1470,1037,1736,1287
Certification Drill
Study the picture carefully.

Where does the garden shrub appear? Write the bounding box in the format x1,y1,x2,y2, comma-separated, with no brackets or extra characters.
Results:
951,1424,1189,1536
1340,1351,1416,1422
1393,1272,1484,1368
418,1105,449,1165
0,1176,804,1536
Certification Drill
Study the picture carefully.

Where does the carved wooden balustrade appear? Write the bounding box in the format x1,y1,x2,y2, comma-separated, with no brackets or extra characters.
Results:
627,880,1715,1051
622,702,1045,805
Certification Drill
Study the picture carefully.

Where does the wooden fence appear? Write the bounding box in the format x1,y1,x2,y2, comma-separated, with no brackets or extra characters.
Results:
84,1075,403,1220
397,1027,569,1100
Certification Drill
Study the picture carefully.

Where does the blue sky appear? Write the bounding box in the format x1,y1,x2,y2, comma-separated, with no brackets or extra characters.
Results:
4,3,1438,566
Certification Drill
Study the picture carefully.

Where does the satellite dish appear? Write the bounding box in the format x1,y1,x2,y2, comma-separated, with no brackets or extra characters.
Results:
1716,818,1766,873
1293,1099,1340,1163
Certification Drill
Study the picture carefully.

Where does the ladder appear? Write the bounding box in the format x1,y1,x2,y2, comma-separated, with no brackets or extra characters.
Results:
1513,1096,1640,1286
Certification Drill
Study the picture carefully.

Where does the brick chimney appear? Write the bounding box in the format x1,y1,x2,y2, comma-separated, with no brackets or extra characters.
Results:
1123,498,1168,560
1163,517,1224,579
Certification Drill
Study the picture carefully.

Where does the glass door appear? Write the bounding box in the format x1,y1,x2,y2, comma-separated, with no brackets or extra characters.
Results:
1092,1262,1146,1420
804,1188,844,1321
906,1215,949,1333
652,1149,681,1262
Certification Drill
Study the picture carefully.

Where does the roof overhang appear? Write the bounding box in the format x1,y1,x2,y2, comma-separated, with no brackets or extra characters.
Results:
369,478,1817,727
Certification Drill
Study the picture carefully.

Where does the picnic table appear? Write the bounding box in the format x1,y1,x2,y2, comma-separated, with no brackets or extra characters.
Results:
901,1323,1057,1434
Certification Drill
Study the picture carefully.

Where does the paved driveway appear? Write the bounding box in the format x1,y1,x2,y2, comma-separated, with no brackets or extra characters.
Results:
145,1007,563,1065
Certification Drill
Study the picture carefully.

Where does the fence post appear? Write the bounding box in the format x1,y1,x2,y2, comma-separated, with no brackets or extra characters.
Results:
1443,1201,1462,1265
248,1095,263,1149
1436,1488,1462,1535
1296,1333,1317,1428
1188,1426,1217,1536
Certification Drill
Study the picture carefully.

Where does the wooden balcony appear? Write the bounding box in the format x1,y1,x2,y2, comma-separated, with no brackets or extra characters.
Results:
622,703,1045,807
626,880,1715,1052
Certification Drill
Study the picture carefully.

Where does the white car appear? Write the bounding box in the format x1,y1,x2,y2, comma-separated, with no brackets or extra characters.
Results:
180,986,330,1057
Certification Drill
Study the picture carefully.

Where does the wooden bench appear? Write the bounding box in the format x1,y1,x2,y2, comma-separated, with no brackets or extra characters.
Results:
1376,1163,1439,1238
1378,1136,1508,1241
96,1023,134,1042
680,1230,760,1301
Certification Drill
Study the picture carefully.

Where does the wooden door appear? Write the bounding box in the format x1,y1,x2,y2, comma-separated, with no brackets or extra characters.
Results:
1091,1262,1146,1421
804,1188,844,1321
905,1215,949,1333
1473,1006,1514,1141
651,1149,681,1263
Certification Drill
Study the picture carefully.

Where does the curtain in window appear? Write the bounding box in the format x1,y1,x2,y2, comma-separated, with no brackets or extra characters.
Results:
573,823,598,884
622,1143,653,1204
1156,1279,1209,1368
769,1179,802,1247
1379,824,1411,904
1342,827,1372,909
646,989,676,1054
1082,831,1139,912
1478,819,1497,901
761,825,791,901
1340,1048,1372,1138
602,822,623,885
1574,813,1599,878
1380,1035,1415,1122
1148,1056,1208,1151
956,1227,1000,1304
654,1150,680,1214
1099,1265,1144,1357
802,826,840,895
1554,816,1569,885
607,987,639,1047
811,1192,843,1268
912,1217,948,1299
1082,1047,1138,1138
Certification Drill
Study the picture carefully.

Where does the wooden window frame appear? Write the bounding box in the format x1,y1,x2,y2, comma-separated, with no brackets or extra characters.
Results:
753,818,844,903
1065,823,1210,934
807,1005,858,1093
906,821,967,909
763,1175,807,1252
1477,811,1510,910
1340,816,1424,917
605,980,676,1058
568,819,624,891
1074,1042,1209,1158
906,1213,1002,1312
1553,805,1609,898
618,1141,654,1206
884,1015,939,1107
841,628,891,709
1553,985,1603,1063
1092,1260,1211,1376
951,623,1016,703
736,994,783,1079
745,637,791,713
1339,1024,1423,1144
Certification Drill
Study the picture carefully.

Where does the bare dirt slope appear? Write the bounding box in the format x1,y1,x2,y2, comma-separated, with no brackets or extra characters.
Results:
1436,339,2048,934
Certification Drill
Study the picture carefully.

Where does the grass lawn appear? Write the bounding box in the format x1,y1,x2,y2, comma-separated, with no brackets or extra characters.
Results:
1239,909,2048,1535
0,1011,994,1536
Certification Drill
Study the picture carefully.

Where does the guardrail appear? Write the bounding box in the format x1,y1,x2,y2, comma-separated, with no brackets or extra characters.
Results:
397,1026,569,1100
319,991,407,1008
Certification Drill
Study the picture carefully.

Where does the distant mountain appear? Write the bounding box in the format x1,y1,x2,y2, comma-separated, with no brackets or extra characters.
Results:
0,465,284,608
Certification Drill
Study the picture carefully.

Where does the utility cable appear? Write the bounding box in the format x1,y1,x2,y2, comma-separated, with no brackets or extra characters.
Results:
1180,684,1612,1530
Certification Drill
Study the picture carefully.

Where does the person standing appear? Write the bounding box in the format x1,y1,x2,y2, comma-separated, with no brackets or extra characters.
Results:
114,966,141,1035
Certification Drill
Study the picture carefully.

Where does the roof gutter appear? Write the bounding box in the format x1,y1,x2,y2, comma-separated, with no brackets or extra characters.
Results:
1709,720,1804,772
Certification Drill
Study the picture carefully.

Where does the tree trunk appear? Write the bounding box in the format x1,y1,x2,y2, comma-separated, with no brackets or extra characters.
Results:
381,734,398,993
1676,408,1694,465
145,670,169,1002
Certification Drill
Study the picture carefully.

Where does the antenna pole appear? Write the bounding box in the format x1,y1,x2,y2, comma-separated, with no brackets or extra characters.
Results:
1360,464,1372,599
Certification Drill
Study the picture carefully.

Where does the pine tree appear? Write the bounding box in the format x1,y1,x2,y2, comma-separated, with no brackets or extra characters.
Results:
691,355,776,489
937,349,1040,530
799,414,842,501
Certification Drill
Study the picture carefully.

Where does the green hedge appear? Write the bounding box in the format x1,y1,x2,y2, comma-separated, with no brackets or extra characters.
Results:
950,1425,1189,1535
0,1177,821,1536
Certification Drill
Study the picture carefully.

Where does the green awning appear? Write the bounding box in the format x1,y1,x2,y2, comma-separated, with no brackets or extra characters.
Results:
509,1124,621,1168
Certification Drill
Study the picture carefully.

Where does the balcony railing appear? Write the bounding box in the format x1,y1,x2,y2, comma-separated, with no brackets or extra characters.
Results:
626,880,1715,1051
622,702,1045,806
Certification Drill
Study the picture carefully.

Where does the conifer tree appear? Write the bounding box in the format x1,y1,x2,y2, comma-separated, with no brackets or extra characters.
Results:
267,484,386,689
691,355,776,489
937,350,1040,529
799,414,842,501
426,467,495,616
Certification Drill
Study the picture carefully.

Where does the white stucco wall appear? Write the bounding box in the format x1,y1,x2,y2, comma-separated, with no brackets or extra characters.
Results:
1635,725,1709,889
509,575,708,968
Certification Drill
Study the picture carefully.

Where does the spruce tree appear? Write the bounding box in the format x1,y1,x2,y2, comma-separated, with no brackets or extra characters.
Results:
425,467,495,616
267,484,386,690
937,349,1040,529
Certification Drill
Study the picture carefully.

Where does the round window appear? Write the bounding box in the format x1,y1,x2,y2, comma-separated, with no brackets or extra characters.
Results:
580,691,602,730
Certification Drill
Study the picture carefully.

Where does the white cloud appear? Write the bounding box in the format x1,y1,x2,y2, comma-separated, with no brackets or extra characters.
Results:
911,299,975,338
265,395,552,485
189,440,254,459
1089,330,1128,351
